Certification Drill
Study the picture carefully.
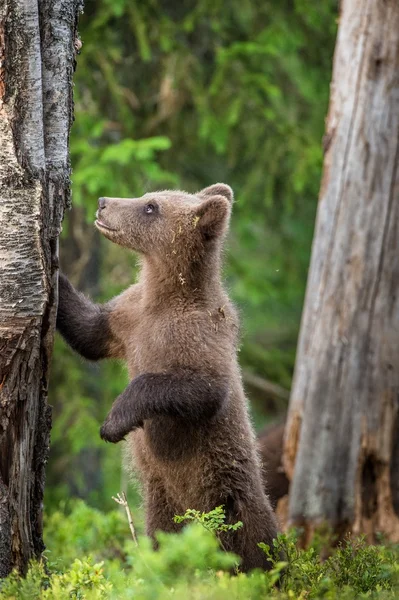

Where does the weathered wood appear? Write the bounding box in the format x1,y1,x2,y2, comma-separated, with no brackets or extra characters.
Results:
284,0,399,542
0,0,81,576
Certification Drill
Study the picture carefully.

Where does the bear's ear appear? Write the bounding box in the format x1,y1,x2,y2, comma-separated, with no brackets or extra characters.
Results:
194,195,231,239
199,183,234,204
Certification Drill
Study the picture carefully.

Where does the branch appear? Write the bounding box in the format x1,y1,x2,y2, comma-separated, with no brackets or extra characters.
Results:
112,492,138,546
242,370,290,403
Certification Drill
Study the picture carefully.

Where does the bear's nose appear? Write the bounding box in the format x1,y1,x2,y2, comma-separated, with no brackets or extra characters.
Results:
98,197,107,210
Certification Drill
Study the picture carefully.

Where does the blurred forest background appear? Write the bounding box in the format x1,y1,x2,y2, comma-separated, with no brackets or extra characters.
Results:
47,0,338,514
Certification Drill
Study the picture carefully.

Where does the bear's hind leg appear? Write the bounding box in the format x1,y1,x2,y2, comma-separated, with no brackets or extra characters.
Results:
220,496,278,573
145,479,182,542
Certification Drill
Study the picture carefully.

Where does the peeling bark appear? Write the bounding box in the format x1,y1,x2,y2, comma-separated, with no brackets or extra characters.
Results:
0,0,81,576
284,0,399,542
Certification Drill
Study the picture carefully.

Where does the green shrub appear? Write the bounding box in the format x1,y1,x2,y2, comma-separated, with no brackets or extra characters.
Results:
269,530,399,598
1,502,398,600
43,500,131,569
0,559,110,600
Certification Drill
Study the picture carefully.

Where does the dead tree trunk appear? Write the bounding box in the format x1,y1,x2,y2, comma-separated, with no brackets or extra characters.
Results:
0,0,81,576
283,0,399,542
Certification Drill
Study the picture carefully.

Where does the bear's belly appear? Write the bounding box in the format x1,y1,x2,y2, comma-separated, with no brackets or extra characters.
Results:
128,409,258,510
128,421,205,508
131,416,206,475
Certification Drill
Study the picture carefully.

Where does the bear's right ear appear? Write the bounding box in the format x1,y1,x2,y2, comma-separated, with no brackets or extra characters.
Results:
199,183,234,204
193,195,231,239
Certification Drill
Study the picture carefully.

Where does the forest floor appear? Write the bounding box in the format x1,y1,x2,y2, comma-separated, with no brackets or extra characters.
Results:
1,500,398,599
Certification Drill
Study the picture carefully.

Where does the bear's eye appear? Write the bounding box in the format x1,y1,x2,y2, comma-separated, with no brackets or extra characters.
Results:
144,203,156,214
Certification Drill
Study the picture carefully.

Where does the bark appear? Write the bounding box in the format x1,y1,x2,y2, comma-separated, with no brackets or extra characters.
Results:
0,0,81,576
283,0,399,542
48,219,105,501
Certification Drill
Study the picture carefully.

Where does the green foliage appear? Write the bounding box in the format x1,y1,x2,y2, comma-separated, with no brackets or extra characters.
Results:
174,505,243,568
0,559,111,600
71,131,177,207
174,505,243,533
128,525,238,586
1,503,399,599
43,500,139,569
324,538,399,595
48,0,338,511
265,530,399,598
69,0,338,362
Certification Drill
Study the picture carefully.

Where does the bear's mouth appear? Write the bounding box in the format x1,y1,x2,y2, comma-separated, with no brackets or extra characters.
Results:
95,219,117,232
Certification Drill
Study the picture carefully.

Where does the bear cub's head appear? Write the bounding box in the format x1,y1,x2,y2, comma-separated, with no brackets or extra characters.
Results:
95,184,233,258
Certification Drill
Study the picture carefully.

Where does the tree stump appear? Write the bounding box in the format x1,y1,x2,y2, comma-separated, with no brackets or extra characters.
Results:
284,0,399,542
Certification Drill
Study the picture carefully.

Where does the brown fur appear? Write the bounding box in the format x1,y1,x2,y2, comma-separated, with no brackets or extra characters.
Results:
258,422,289,510
57,184,278,572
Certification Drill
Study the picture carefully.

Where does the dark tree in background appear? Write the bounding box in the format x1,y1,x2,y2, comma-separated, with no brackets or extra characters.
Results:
0,0,81,576
284,0,399,541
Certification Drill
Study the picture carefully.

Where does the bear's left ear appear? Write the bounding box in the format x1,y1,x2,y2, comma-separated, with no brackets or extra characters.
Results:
194,195,231,239
199,183,234,204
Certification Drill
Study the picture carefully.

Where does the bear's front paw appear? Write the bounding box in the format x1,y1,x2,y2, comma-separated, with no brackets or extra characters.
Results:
100,411,143,444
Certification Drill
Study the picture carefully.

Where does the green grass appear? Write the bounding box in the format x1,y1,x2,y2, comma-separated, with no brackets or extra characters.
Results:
1,501,398,599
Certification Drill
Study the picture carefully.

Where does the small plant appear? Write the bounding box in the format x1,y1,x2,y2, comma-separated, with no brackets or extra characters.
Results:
174,505,243,560
174,505,243,534
325,536,399,594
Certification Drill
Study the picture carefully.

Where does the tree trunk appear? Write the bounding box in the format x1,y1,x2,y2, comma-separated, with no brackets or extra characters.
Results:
283,0,399,542
0,0,81,576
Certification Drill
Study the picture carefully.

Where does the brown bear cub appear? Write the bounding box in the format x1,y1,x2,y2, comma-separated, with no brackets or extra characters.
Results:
57,184,278,571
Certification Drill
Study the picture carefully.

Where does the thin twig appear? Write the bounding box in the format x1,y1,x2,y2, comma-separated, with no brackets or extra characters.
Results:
112,491,138,546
